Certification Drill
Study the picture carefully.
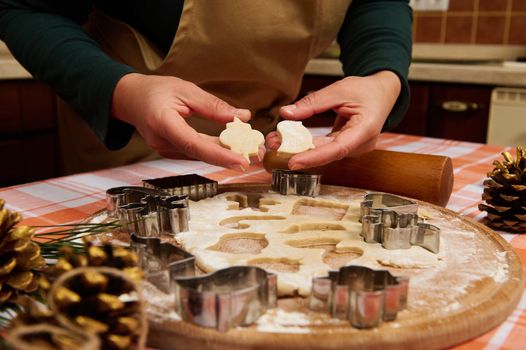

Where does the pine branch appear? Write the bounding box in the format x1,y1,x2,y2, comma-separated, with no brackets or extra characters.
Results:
33,220,121,261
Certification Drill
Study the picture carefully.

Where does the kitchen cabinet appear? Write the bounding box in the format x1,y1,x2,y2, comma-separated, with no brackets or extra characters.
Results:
300,75,493,144
0,80,59,186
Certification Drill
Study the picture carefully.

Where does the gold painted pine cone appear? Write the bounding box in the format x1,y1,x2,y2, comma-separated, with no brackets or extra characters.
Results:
0,199,46,306
479,147,526,232
12,241,145,350
42,242,144,350
49,267,147,350
43,239,142,286
5,323,100,350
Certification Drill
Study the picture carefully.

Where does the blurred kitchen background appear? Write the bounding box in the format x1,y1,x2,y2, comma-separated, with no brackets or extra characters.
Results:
0,0,525,186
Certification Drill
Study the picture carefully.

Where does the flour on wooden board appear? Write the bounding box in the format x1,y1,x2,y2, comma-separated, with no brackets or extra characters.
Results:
136,191,510,328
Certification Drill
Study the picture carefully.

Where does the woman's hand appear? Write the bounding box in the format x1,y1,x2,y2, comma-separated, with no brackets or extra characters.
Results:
111,73,257,170
266,71,401,170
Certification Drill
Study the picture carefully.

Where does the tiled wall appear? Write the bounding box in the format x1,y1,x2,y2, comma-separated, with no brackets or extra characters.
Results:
413,0,526,45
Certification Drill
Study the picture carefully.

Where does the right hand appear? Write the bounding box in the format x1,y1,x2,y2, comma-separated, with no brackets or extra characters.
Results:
111,73,255,170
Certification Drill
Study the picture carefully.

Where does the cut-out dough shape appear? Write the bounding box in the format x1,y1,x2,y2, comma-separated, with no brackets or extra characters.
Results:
276,120,315,156
292,198,349,220
208,232,269,254
225,193,280,212
219,117,264,162
219,215,286,229
321,246,363,270
281,223,346,233
248,257,301,273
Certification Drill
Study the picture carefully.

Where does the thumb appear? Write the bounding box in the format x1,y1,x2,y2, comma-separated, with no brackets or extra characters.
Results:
186,86,251,123
280,85,338,121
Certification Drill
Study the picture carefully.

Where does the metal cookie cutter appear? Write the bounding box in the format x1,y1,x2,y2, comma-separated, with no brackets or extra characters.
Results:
360,192,440,253
130,234,277,332
309,265,409,329
271,169,321,196
130,233,196,291
106,186,190,237
143,174,218,201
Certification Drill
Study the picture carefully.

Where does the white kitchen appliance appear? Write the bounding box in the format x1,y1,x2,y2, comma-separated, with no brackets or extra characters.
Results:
486,87,526,147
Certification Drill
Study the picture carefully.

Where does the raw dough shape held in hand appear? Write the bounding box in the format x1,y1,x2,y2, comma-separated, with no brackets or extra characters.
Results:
219,117,264,163
277,120,315,157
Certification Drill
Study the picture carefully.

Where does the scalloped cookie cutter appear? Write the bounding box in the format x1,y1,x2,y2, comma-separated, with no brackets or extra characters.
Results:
360,193,440,254
130,234,277,332
309,265,409,328
271,169,321,197
143,174,218,201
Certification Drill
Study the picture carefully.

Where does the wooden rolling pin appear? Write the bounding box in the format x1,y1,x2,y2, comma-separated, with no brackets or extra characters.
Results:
263,149,454,207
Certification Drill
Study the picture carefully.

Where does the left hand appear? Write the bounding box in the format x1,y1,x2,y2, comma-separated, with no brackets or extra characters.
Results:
266,70,401,170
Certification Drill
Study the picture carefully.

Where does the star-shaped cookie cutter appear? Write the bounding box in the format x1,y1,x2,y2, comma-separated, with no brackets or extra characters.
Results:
106,186,190,237
271,169,321,196
360,193,440,253
309,265,409,328
130,234,277,332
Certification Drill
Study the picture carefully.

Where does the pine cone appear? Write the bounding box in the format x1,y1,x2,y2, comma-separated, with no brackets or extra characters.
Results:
6,296,100,350
45,241,144,350
5,323,100,350
49,266,145,350
479,146,526,232
43,239,142,287
0,199,46,307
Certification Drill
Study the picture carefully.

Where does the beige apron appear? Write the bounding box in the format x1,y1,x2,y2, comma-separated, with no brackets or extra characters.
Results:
58,0,351,174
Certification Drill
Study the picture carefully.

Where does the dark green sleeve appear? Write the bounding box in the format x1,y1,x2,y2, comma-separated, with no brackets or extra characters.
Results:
0,0,136,149
337,0,412,131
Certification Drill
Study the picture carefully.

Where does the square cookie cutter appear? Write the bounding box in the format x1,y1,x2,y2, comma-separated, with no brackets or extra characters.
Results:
271,169,321,197
360,193,441,253
309,265,409,328
130,234,277,332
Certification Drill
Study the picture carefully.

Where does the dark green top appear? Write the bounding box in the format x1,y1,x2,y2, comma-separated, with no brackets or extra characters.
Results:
0,0,412,150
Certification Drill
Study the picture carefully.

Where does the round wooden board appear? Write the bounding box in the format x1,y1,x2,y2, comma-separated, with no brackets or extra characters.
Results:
141,184,523,350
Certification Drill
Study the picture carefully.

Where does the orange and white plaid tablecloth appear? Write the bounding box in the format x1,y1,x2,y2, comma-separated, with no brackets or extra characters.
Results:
1,130,525,349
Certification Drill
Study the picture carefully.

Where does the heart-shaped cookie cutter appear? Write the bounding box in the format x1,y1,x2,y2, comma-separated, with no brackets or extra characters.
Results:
130,234,277,332
106,186,190,237
143,174,218,201
309,265,409,328
360,192,440,253
271,169,321,196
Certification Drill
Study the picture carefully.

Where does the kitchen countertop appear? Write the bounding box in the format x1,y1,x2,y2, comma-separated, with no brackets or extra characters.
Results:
305,58,526,87
1,42,526,86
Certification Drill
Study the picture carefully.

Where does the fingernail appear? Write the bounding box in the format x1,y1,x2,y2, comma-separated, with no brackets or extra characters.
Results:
289,163,303,171
281,105,297,117
233,108,251,120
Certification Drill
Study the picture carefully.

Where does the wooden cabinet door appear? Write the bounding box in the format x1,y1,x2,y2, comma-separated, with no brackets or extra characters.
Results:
427,84,492,143
391,82,429,136
0,80,58,186
0,80,56,135
0,135,57,187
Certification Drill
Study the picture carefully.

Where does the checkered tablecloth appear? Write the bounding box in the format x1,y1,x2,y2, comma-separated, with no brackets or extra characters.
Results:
2,130,525,349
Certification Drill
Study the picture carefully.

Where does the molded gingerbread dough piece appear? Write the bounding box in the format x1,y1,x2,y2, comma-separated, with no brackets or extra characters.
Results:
220,118,264,163
276,120,315,157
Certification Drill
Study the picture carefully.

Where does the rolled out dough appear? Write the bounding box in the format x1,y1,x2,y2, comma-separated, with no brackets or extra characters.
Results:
176,192,440,296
